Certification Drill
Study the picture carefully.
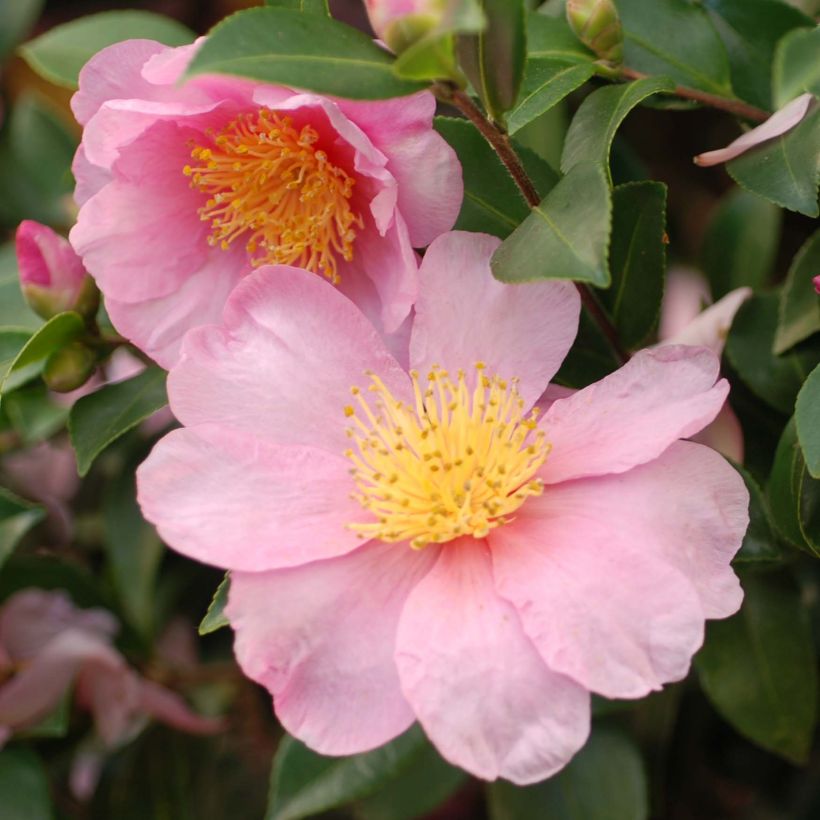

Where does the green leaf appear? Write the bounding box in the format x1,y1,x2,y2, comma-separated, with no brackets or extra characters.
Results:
733,465,783,564
555,310,621,388
561,77,675,179
768,418,820,554
0,488,45,570
0,244,41,330
696,570,818,764
491,162,612,286
701,187,782,299
267,726,428,820
457,0,527,122
0,311,84,396
0,748,54,820
796,364,820,478
2,383,70,444
508,61,595,135
0,0,43,59
774,229,820,354
198,574,231,636
19,10,194,89
264,0,329,13
725,292,820,415
487,728,648,820
773,25,820,108
69,367,168,477
598,181,667,349
187,8,424,100
703,0,812,109
103,469,164,638
614,0,733,95
727,105,820,218
526,12,596,63
433,116,558,238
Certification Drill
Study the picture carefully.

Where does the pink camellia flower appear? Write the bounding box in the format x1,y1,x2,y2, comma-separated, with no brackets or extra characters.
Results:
68,38,462,368
813,275,820,295
16,220,98,320
658,268,751,463
0,589,222,798
138,231,748,783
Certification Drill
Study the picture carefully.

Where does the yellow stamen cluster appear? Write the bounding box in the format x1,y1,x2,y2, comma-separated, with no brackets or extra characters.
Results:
344,364,550,549
184,109,363,282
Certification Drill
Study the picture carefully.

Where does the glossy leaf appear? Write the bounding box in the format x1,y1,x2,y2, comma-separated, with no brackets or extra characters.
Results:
614,0,733,95
796,365,820,478
696,570,818,763
561,77,674,178
774,229,820,354
198,574,231,636
0,0,43,59
555,310,621,388
267,726,428,820
773,25,820,109
19,10,194,89
727,106,820,218
187,8,424,100
0,748,54,820
434,117,558,238
733,465,783,564
264,0,329,13
488,728,648,820
69,367,168,477
491,162,612,286
702,188,781,299
0,487,45,570
598,181,667,348
526,12,596,63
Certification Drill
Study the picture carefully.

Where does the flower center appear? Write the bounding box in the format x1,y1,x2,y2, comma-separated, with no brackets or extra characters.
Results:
184,109,363,283
344,364,550,549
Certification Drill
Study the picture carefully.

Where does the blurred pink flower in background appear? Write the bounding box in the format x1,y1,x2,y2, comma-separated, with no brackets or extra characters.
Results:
138,231,748,784
69,37,462,367
0,589,222,799
659,268,751,463
813,275,820,295
364,0,444,45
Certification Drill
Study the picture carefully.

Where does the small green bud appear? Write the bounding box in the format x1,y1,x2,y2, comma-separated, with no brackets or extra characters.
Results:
42,342,97,393
383,13,441,54
566,0,624,65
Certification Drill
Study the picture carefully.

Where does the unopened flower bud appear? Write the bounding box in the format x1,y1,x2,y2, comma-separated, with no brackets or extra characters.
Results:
42,342,97,393
15,220,99,321
814,275,820,295
566,0,623,65
365,0,445,53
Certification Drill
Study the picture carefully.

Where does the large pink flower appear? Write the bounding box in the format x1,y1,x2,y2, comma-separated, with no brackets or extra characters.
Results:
69,38,462,368
138,231,748,783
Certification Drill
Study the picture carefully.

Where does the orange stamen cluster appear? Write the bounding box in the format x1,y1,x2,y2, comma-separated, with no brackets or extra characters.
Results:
184,109,363,282
344,364,550,549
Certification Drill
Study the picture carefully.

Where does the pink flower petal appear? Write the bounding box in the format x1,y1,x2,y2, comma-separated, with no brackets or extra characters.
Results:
138,679,224,734
227,540,438,754
169,265,411,454
663,287,752,356
138,425,365,571
410,232,580,408
542,345,728,483
692,403,745,463
395,540,590,784
658,268,711,341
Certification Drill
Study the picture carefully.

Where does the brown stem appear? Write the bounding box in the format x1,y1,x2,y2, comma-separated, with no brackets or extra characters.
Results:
438,84,629,364
621,67,769,123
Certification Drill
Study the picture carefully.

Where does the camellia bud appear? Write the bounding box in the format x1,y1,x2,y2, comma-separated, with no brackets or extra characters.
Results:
15,220,99,321
814,275,820,295
566,0,624,65
42,341,98,393
364,0,445,53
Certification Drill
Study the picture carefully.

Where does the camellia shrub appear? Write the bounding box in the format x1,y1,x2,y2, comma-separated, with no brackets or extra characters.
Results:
0,0,818,817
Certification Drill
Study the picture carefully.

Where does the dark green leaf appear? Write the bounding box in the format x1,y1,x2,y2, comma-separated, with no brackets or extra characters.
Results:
198,574,230,636
775,230,820,354
796,364,820,478
696,570,818,763
0,0,43,59
773,24,820,108
491,162,612,286
2,383,70,444
264,0,329,13
19,10,194,89
0,330,32,384
727,105,820,218
188,8,424,100
0,311,84,396
0,243,41,330
0,487,45,570
526,12,596,63
434,116,558,238
508,61,595,135
555,310,621,388
599,181,667,348
703,0,811,109
725,292,820,415
614,0,733,95
561,77,674,178
701,188,781,299
733,465,783,564
267,726,428,820
487,728,648,820
0,748,54,820
69,367,168,477
457,0,526,122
